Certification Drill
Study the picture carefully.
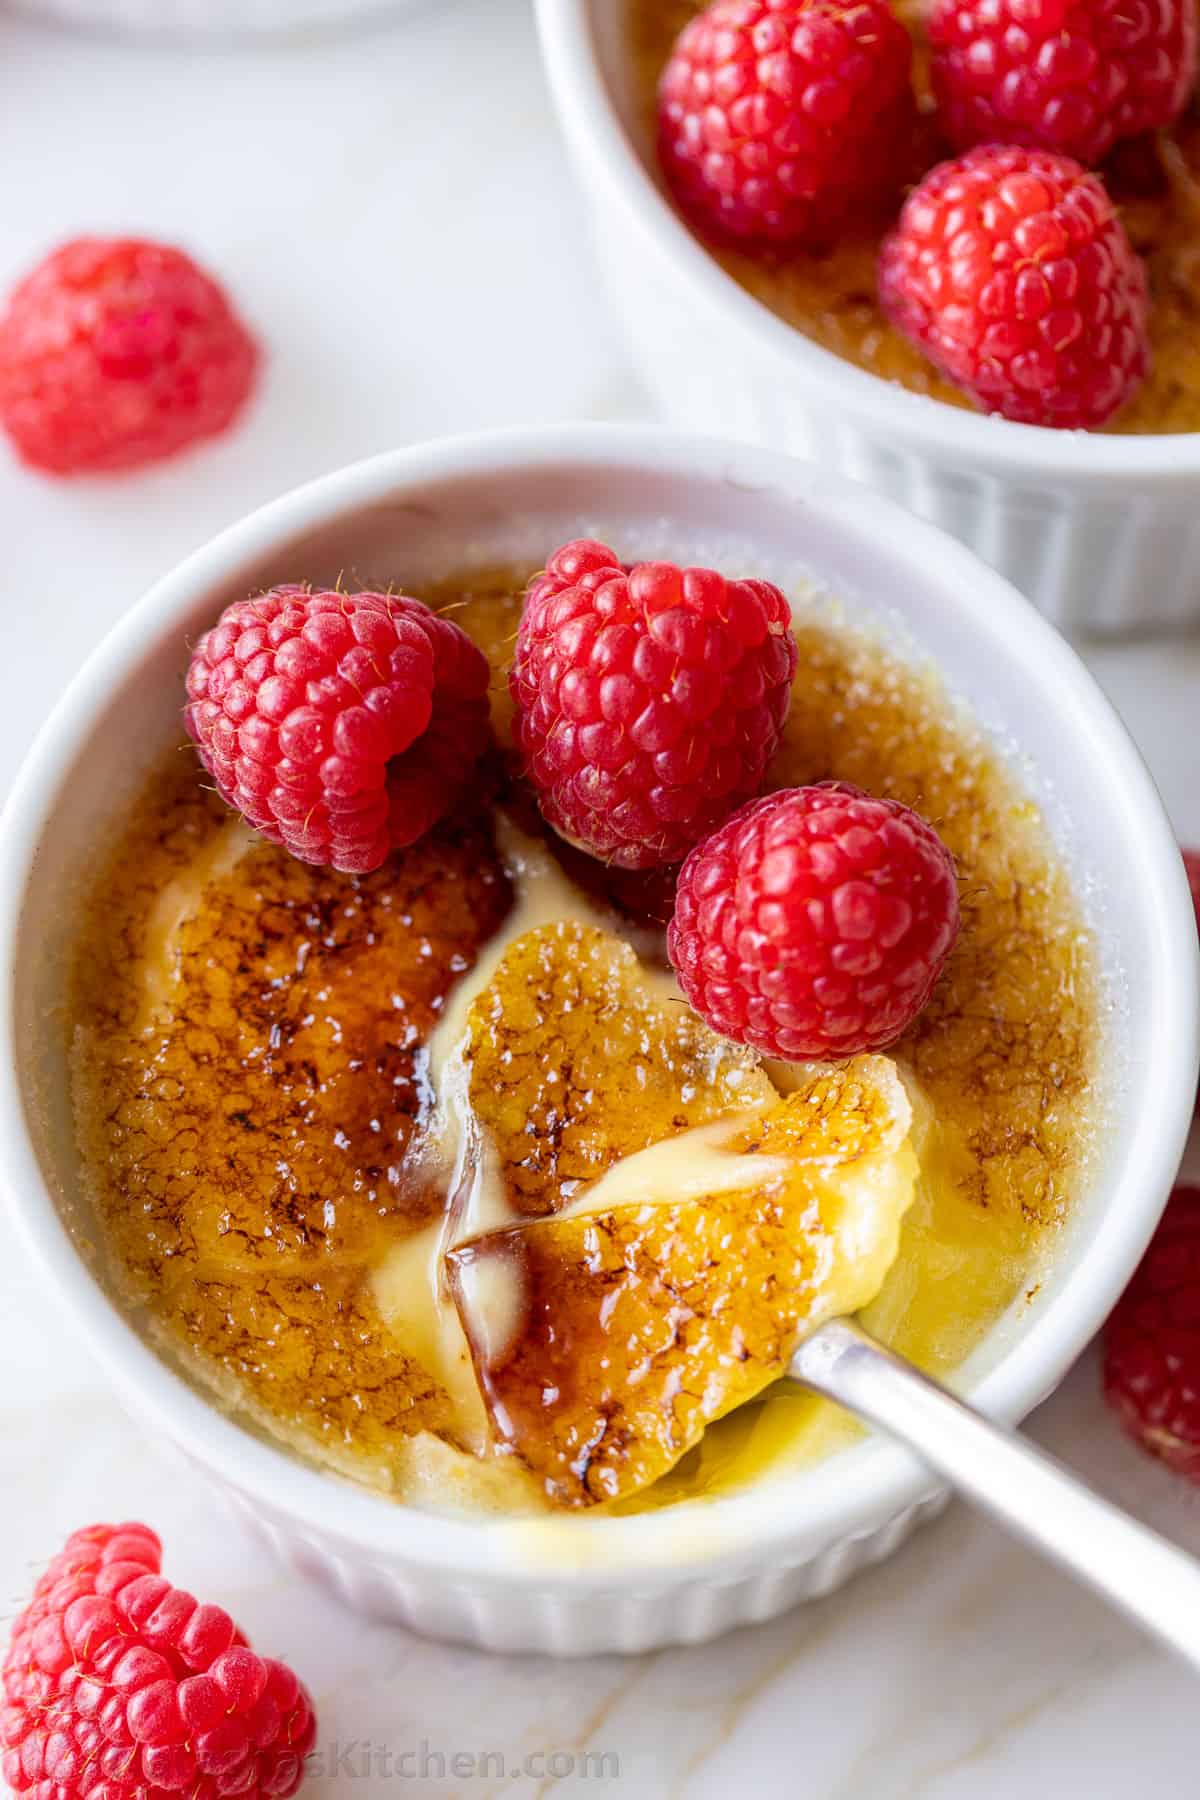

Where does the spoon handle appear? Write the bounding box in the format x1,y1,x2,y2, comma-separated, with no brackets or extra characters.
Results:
790,1317,1200,1671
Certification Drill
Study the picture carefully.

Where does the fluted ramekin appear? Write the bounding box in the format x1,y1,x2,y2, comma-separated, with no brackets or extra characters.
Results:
535,0,1200,637
1,426,1196,1654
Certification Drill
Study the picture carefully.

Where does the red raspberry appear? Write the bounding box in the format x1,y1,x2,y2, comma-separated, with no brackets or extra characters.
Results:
929,0,1197,167
0,238,259,476
1,1522,316,1800
186,585,491,874
667,782,960,1059
509,539,798,871
878,145,1150,429
1103,1187,1200,1483
1185,847,1200,1107
657,0,917,248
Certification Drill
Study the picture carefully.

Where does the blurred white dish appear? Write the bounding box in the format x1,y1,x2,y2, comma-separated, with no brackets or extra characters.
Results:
4,0,430,39
535,0,1200,636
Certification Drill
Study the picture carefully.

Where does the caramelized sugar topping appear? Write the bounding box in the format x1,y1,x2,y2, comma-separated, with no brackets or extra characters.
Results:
72,768,513,1476
772,617,1093,1237
464,919,770,1216
626,0,1200,434
449,1055,915,1505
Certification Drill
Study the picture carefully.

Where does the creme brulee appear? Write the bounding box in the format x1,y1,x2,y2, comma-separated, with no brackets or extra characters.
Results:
626,0,1200,435
68,565,1098,1516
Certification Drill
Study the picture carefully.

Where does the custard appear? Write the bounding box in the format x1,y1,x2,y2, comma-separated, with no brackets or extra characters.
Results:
69,566,1098,1515
627,0,1200,435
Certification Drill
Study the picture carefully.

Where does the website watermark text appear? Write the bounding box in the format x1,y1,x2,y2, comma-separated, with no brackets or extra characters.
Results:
308,1739,619,1782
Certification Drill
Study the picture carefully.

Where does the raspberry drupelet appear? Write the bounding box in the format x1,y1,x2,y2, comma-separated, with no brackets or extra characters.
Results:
509,538,799,871
1,1522,316,1800
186,585,492,874
0,238,259,476
1104,1187,1200,1483
657,0,917,248
668,782,960,1060
878,145,1151,430
929,0,1197,167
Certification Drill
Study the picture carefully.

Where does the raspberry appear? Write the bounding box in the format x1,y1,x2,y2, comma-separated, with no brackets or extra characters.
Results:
509,539,798,871
1,1522,316,1800
186,585,492,873
657,0,917,248
878,145,1150,429
0,238,258,476
667,782,960,1059
929,0,1197,167
1103,1187,1200,1483
1185,847,1200,1107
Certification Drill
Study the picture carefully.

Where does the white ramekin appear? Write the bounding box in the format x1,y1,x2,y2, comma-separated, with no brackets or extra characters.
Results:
535,0,1200,638
3,0,425,39
1,425,1196,1655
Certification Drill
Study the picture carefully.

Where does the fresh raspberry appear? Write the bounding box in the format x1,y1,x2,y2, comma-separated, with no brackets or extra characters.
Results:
186,585,492,874
1103,1187,1200,1482
1185,847,1200,1107
657,0,917,248
509,539,798,871
0,238,259,476
667,782,960,1059
929,0,1197,167
1,1522,316,1800
878,145,1150,429
1184,848,1200,933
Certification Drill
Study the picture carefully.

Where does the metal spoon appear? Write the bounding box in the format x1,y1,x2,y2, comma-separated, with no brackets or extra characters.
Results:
790,1317,1200,1670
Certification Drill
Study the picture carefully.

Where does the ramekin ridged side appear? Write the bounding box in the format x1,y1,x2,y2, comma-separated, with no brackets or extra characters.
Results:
535,0,1200,637
223,1479,952,1654
2,427,1196,1656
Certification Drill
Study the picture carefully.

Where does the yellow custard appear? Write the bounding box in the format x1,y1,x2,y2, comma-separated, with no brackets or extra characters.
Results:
69,567,1098,1514
626,0,1200,434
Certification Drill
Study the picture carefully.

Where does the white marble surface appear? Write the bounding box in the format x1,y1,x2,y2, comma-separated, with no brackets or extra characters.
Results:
1,3,1198,1794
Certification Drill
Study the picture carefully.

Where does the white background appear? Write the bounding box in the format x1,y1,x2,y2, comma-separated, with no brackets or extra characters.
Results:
1,2,1199,1793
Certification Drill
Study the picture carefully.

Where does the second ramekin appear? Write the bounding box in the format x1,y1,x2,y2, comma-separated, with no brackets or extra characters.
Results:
535,0,1200,637
4,0,426,40
2,426,1197,1654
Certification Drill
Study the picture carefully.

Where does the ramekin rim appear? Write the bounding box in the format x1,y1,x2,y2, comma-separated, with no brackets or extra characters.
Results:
1,422,1196,1585
534,0,1200,482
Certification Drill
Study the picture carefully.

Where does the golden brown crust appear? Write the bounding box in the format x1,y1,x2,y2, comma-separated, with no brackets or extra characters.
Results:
72,757,512,1464
449,1057,913,1507
463,920,771,1215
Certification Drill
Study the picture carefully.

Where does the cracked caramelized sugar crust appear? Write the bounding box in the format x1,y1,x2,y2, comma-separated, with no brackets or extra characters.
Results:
451,996,915,1503
70,569,1097,1514
463,922,768,1216
628,1,1200,434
